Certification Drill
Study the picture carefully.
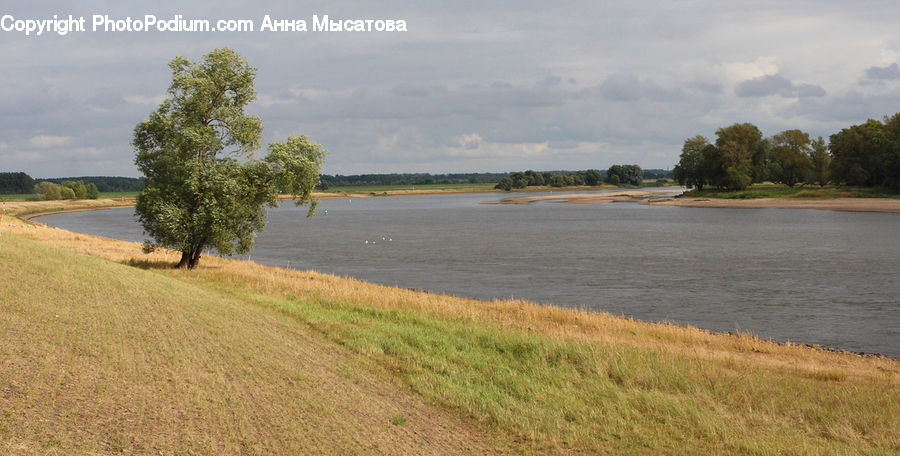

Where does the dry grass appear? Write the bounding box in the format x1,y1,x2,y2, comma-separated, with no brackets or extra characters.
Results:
2,204,899,455
1,219,497,455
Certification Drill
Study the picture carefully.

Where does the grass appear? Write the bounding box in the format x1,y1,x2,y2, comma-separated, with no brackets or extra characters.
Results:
1,192,139,202
2,204,899,454
685,184,900,200
320,183,498,194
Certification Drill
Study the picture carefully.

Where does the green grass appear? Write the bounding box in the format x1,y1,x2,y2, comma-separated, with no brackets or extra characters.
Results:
98,191,140,199
0,193,34,201
685,184,900,199
320,183,497,193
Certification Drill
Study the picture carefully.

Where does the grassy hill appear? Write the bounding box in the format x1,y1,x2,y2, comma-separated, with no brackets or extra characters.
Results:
1,206,898,454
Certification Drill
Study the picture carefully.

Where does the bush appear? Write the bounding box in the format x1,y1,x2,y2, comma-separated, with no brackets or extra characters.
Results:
34,182,62,200
86,183,99,199
60,186,76,200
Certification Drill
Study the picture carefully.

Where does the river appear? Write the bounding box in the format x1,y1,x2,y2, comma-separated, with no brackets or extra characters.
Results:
37,189,900,357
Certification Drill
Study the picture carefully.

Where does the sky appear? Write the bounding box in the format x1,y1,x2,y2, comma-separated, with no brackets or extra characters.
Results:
2,1,900,178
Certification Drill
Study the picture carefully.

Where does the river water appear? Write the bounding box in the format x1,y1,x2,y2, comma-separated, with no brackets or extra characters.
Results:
37,190,900,357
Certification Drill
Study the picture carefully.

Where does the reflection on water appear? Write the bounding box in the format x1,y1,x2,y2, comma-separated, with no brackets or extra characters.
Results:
38,189,900,357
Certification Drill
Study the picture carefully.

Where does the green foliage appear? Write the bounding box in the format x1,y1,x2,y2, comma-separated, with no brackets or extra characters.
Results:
768,130,812,187
549,174,568,187
808,136,830,187
41,176,144,192
606,165,643,186
60,186,76,200
0,172,35,194
61,180,88,199
829,114,900,189
673,136,709,190
134,48,325,269
715,123,766,190
85,183,99,199
494,177,513,191
34,181,62,200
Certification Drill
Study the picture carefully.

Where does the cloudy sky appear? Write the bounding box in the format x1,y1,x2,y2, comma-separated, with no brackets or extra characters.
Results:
2,1,899,178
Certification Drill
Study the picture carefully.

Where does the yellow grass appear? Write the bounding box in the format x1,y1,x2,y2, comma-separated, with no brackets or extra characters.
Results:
2,203,898,454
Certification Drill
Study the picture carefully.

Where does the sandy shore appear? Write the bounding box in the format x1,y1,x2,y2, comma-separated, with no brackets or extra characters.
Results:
647,196,900,213
490,189,682,205
490,190,900,213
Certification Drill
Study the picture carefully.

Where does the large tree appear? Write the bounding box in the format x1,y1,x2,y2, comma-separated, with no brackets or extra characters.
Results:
828,119,888,187
673,135,709,190
134,48,325,269
715,123,767,190
768,129,812,187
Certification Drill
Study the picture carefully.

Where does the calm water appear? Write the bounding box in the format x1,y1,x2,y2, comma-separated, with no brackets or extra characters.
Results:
38,190,900,357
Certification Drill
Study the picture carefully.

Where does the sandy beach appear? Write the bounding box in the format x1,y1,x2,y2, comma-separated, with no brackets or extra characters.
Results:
491,189,682,205
490,189,900,213
647,196,900,213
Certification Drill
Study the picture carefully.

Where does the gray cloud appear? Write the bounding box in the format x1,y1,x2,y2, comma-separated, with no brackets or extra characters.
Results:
0,0,897,177
734,74,826,98
865,63,900,80
598,74,682,102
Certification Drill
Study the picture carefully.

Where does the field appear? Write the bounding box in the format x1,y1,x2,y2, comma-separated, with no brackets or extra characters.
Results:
1,202,898,455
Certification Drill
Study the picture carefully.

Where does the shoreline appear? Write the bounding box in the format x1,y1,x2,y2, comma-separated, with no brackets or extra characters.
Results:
647,196,900,213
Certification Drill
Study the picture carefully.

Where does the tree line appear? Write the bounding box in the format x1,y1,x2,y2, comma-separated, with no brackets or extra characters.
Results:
494,165,649,191
34,180,100,200
319,172,507,188
321,169,673,190
0,172,35,194
41,176,145,192
673,113,900,190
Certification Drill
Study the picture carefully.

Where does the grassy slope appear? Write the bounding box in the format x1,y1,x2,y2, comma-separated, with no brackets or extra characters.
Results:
2,212,899,455
0,232,495,455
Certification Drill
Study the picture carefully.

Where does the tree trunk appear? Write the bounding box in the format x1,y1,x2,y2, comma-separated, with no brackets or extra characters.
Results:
175,251,191,269
188,248,202,269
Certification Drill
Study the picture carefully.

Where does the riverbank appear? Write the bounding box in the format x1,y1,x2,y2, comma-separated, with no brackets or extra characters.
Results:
491,189,681,204
1,201,898,454
486,188,900,213
647,196,900,212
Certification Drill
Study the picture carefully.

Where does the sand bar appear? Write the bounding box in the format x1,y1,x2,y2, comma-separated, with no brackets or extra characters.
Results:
647,197,900,213
491,189,682,205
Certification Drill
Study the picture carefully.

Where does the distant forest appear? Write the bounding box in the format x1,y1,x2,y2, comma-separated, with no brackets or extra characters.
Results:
3,169,675,194
318,169,673,189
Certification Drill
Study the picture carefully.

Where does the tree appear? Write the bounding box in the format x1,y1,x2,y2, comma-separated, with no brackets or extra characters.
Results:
0,172,35,194
715,123,766,190
673,135,709,190
829,119,887,187
494,177,513,191
34,181,62,200
808,136,830,187
133,48,325,269
85,183,100,199
62,180,88,199
768,130,812,187
583,169,603,186
607,164,643,186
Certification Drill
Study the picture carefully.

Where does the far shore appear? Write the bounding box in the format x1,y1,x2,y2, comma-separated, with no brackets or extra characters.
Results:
488,189,900,213
489,189,683,205
9,186,900,220
648,196,900,213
